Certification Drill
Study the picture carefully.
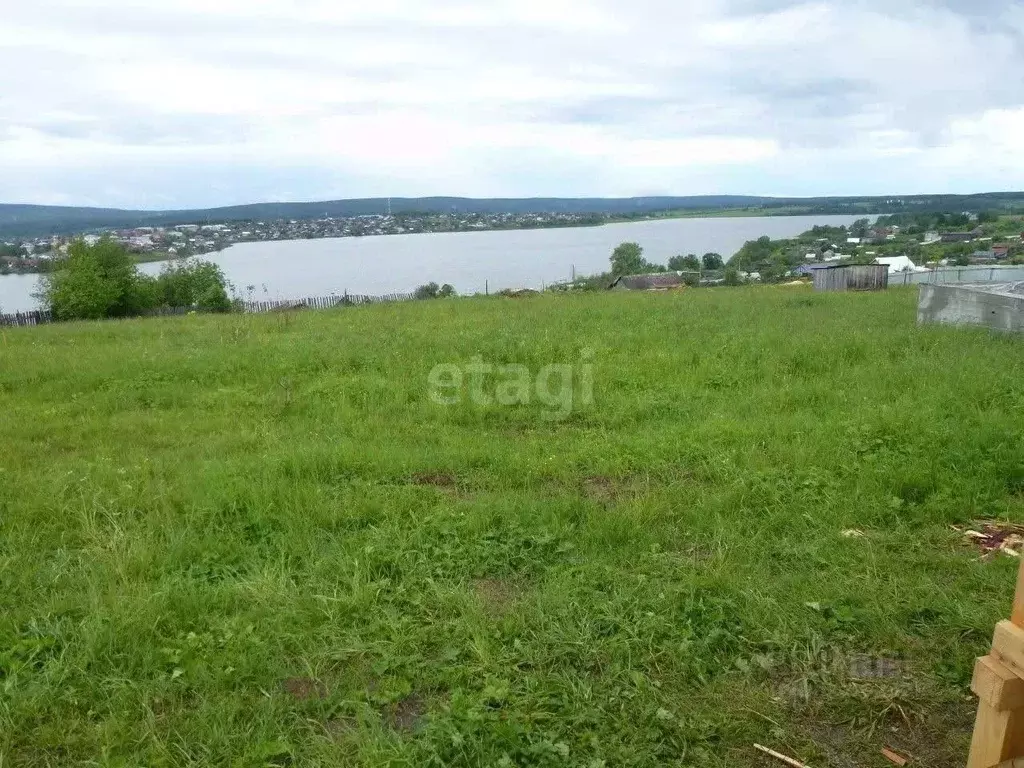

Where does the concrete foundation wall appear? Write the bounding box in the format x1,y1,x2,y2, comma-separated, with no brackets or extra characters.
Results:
918,283,1024,333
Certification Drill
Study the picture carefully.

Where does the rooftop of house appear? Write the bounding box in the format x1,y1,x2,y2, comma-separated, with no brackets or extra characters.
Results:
792,263,833,274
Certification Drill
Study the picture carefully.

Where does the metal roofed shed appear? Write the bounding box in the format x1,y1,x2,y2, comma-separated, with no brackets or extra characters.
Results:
812,264,889,292
918,282,1024,333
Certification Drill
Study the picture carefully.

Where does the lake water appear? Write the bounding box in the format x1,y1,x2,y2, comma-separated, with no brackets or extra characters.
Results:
0,214,867,312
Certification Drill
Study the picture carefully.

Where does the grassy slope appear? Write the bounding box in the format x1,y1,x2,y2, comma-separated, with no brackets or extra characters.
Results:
1,288,1023,767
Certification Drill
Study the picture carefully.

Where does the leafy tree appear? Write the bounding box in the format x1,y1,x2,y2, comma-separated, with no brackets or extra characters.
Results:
608,242,666,275
758,261,786,283
414,282,441,299
39,238,150,320
38,239,233,319
668,254,700,271
732,236,789,273
0,242,22,259
723,266,741,286
414,282,457,299
953,254,971,266
610,242,647,276
702,252,724,270
156,259,232,311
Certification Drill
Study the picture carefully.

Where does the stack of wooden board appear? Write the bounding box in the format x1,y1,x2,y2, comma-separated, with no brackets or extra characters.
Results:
969,560,1024,767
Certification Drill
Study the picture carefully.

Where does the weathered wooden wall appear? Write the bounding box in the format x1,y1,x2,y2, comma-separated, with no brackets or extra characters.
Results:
814,265,889,292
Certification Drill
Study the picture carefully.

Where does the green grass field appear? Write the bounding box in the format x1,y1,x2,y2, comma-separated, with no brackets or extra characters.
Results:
2,287,1023,767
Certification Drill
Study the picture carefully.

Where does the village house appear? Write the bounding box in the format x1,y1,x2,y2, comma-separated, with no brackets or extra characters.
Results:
875,255,927,274
941,232,976,243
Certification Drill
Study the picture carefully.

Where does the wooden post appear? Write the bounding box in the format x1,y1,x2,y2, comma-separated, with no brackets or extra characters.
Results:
969,559,1024,768
1011,561,1024,629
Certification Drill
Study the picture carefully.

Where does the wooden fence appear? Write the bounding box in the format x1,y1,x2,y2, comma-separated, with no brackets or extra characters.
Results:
0,310,54,327
0,292,414,328
813,264,889,292
240,293,411,313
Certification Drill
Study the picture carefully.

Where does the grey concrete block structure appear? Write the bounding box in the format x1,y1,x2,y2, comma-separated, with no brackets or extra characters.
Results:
918,282,1024,333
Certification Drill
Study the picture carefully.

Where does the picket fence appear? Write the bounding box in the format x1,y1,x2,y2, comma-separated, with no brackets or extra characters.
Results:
0,310,53,327
0,292,414,328
240,293,411,312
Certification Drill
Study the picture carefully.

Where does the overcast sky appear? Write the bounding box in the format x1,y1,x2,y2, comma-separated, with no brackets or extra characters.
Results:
2,0,1023,209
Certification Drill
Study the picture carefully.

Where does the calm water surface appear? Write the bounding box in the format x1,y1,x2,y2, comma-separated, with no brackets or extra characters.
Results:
0,214,867,311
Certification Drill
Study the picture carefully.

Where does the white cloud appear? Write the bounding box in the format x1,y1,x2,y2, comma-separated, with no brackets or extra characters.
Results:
0,0,1022,207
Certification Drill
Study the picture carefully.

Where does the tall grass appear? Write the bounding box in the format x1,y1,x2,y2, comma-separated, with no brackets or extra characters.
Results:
1,287,1022,766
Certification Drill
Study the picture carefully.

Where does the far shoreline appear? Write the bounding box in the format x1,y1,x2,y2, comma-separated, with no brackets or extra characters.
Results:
1,212,873,311
4,207,876,276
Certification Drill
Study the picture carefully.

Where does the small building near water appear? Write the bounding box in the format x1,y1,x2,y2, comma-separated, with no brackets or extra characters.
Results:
813,264,889,292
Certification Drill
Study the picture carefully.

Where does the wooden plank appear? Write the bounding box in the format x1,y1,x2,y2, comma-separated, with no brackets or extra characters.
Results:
993,621,1024,674
1012,558,1024,628
969,703,1024,768
752,744,810,768
974,656,1024,711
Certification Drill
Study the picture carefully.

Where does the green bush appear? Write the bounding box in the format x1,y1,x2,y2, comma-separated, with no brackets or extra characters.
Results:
610,242,665,276
414,282,457,300
38,238,233,320
668,254,701,271
156,260,232,312
39,238,148,320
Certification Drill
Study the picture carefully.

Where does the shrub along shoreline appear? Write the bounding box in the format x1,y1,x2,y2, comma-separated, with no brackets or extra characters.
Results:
36,238,232,321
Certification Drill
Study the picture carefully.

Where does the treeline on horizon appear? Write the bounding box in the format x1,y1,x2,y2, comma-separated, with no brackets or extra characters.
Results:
2,192,1024,238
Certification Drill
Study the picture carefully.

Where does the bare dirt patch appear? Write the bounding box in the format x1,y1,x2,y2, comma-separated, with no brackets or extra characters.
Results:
411,472,459,489
282,677,327,701
580,474,651,506
582,475,628,505
324,715,357,740
385,694,427,733
770,647,971,768
848,655,905,681
798,702,974,768
473,577,523,616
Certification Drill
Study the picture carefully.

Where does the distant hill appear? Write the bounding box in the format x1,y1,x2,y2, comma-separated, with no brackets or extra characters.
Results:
2,192,1023,238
